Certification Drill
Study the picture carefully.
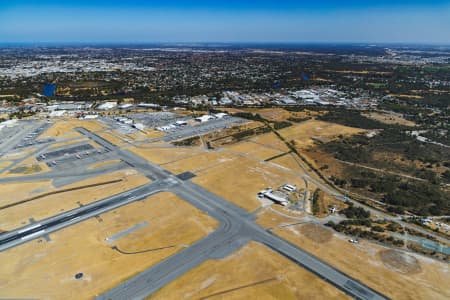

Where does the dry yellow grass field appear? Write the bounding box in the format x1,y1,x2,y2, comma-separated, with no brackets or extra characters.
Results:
389,94,424,100
278,119,365,149
2,156,50,177
97,131,126,146
0,192,217,300
0,180,54,207
0,161,12,168
250,132,291,151
225,140,286,161
163,151,235,174
87,159,122,170
275,224,450,300
363,112,416,127
0,169,150,231
126,129,164,140
192,155,307,212
256,207,306,229
129,146,204,165
149,241,349,300
1,148,36,160
215,131,295,167
39,119,106,139
49,137,90,149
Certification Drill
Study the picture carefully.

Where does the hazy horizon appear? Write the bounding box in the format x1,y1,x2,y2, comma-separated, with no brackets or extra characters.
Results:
1,1,450,44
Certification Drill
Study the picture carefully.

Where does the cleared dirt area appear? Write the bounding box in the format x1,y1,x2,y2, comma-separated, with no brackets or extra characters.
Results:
275,224,450,300
379,250,422,275
279,119,365,149
0,192,217,300
192,155,307,212
0,169,150,231
300,223,333,243
39,119,105,139
363,112,416,127
149,241,349,300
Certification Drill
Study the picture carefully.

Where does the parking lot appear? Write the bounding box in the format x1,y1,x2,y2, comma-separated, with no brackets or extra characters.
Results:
39,144,112,168
37,144,95,161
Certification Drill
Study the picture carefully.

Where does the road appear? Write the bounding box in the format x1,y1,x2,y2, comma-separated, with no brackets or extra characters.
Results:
0,127,388,300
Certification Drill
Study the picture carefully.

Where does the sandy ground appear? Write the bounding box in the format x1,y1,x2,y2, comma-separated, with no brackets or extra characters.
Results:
278,119,365,149
0,192,217,300
363,112,416,127
149,241,349,300
192,155,307,212
275,224,450,300
0,169,150,231
39,119,106,139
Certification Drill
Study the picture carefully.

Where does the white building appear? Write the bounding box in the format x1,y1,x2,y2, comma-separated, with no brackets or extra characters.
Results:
195,115,215,123
97,102,117,110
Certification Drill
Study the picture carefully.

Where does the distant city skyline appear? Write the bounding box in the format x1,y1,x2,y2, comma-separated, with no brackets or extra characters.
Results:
1,0,450,44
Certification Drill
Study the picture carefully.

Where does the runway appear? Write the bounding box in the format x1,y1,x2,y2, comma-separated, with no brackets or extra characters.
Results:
0,127,388,300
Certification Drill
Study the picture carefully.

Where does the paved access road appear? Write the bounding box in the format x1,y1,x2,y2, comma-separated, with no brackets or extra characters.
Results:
0,127,388,300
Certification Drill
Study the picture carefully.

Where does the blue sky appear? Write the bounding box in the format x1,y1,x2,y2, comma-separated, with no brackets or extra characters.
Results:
1,1,449,43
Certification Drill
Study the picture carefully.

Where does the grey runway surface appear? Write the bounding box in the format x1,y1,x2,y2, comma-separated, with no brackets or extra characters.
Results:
0,127,388,300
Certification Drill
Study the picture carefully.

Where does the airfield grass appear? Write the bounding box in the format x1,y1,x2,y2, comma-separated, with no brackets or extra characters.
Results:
278,119,365,149
97,131,126,147
192,155,307,212
275,224,450,300
162,151,235,175
149,241,349,300
0,192,217,300
0,169,150,231
87,159,122,170
0,161,12,168
363,112,416,127
39,119,106,139
225,137,288,161
129,146,204,165
49,137,90,149
2,156,50,177
256,206,306,229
